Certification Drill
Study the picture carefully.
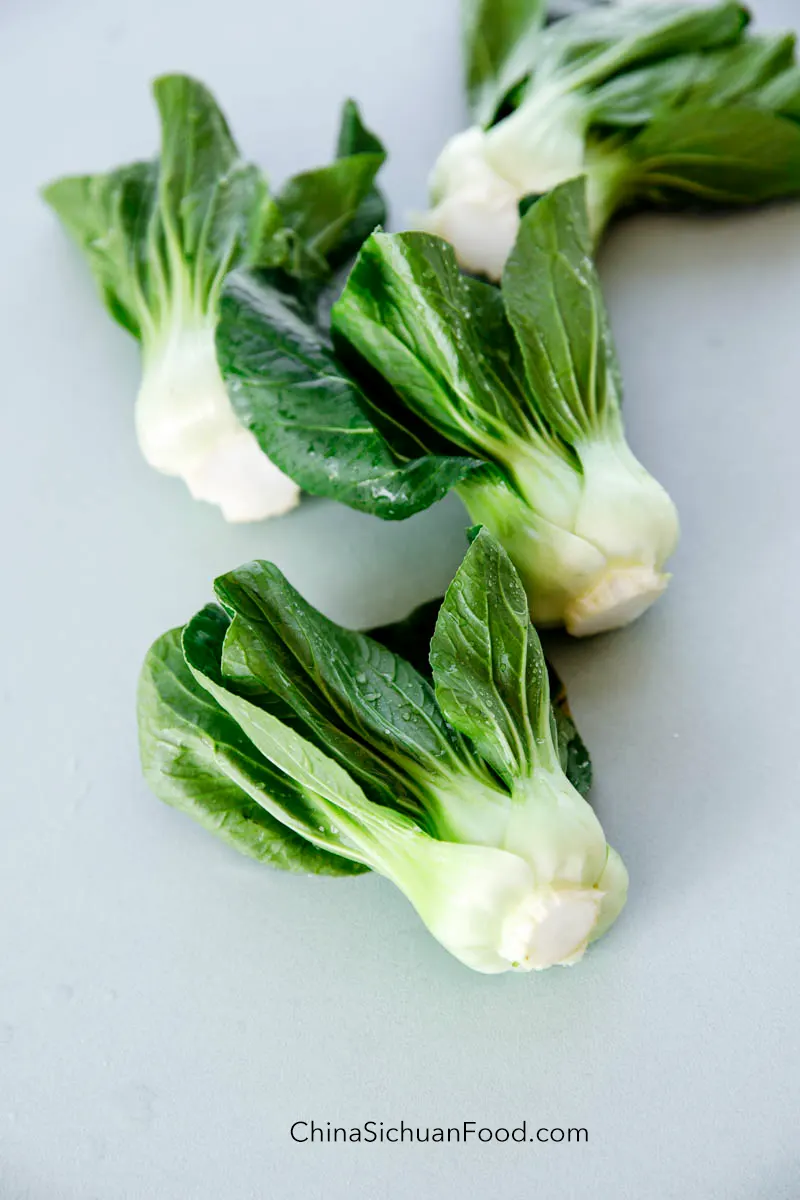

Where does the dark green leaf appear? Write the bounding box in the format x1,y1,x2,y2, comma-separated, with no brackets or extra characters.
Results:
590,35,797,129
208,559,454,823
502,178,621,445
366,595,593,796
217,269,479,519
760,65,800,122
336,99,386,158
461,0,547,125
532,2,748,94
367,598,442,679
332,99,388,269
276,154,384,270
626,104,800,209
215,561,466,781
429,528,556,785
276,100,386,278
546,662,592,798
332,231,537,458
183,611,419,864
137,609,365,874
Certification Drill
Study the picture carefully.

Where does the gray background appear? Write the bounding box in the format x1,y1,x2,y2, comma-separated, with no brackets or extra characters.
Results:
1,0,799,1196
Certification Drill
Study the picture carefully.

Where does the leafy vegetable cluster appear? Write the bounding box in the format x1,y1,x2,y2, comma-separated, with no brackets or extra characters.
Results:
218,178,679,634
50,2,789,975
44,75,387,521
419,0,800,277
139,528,625,973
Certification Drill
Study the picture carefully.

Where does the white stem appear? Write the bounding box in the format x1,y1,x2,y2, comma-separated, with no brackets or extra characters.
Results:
412,127,521,281
463,433,679,630
484,85,588,196
136,321,300,522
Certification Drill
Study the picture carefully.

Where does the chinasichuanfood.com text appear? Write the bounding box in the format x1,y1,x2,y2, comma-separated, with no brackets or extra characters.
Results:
290,1121,588,1144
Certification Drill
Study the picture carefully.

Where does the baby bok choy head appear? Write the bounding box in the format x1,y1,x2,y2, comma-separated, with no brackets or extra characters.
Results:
418,0,800,278
138,529,627,974
216,178,679,635
43,75,386,521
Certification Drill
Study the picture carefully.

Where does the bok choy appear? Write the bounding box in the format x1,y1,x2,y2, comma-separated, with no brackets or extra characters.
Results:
418,0,800,278
217,179,679,635
138,528,626,974
43,75,386,521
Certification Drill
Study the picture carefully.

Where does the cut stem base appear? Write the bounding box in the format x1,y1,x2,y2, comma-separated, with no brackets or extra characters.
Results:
565,565,669,637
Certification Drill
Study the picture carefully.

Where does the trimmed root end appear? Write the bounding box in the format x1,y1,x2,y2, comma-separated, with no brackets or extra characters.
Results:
565,565,670,638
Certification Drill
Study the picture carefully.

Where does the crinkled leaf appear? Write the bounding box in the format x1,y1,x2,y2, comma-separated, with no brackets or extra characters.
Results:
217,270,480,519
430,528,556,786
137,608,365,874
502,178,621,445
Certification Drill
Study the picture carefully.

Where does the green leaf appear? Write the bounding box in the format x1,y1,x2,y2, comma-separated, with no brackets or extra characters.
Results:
217,269,480,519
429,528,557,786
590,35,797,129
336,99,386,158
43,76,384,355
477,7,800,241
461,0,547,124
502,178,621,446
276,100,386,278
215,561,464,778
43,74,272,347
276,155,384,273
626,104,800,208
152,74,270,306
367,596,593,797
332,99,388,268
535,2,748,94
692,34,797,106
590,54,710,129
183,613,421,868
367,598,443,680
472,3,747,125
332,231,538,461
42,161,159,338
546,662,592,798
209,562,470,827
137,609,365,875
760,65,800,122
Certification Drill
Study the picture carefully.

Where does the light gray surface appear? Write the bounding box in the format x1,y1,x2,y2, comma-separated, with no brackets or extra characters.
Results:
2,1,799,1197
